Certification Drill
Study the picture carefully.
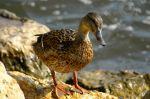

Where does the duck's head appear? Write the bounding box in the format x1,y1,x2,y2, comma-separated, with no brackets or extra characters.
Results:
79,12,106,46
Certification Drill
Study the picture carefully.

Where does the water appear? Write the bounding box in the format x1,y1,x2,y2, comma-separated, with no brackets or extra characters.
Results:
0,0,150,73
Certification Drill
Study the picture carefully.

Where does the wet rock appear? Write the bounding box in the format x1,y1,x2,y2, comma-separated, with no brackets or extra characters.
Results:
9,71,118,99
0,9,50,78
71,70,150,99
0,61,25,99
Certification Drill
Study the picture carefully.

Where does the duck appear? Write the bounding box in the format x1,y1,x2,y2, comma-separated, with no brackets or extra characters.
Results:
32,12,106,98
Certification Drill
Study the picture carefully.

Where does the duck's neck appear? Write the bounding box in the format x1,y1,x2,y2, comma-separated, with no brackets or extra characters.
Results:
77,24,90,42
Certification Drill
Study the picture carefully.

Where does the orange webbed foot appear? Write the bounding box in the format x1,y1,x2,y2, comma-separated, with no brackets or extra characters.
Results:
70,84,89,94
52,83,89,98
52,83,72,98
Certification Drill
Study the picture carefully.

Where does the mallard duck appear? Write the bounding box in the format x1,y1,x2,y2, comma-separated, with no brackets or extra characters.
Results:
32,12,106,97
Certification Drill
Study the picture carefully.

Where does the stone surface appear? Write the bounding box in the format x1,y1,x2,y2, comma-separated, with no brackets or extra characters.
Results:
142,90,150,99
0,61,25,99
0,9,50,78
9,71,52,99
59,92,118,99
9,71,118,99
69,70,150,99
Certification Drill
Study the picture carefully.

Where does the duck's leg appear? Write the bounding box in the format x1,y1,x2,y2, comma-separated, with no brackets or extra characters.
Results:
51,70,57,86
72,71,89,94
51,70,71,98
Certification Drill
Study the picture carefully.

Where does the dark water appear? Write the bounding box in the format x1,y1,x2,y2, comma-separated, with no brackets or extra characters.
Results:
0,0,150,73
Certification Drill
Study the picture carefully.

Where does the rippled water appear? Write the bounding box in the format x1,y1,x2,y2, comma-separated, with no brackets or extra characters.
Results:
0,0,150,73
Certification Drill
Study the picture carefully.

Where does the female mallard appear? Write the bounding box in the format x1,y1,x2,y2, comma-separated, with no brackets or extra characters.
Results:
33,12,106,97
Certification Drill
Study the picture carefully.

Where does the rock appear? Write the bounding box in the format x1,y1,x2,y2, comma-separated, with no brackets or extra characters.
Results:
59,91,118,99
9,71,118,99
0,61,25,99
0,9,21,20
142,90,150,99
69,70,150,99
9,71,52,99
0,9,50,78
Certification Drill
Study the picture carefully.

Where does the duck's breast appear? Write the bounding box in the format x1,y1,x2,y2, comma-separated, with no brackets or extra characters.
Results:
47,41,93,73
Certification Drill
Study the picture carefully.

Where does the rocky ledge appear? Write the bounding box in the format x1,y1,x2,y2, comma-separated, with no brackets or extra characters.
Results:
0,9,50,78
0,9,149,99
0,61,25,99
8,70,118,99
71,70,150,99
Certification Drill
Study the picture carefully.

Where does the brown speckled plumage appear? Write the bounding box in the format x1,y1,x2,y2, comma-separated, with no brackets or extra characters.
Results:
32,12,105,97
33,29,93,73
32,12,106,74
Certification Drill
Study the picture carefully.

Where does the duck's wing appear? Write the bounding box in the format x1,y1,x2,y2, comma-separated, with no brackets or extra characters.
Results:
34,29,76,51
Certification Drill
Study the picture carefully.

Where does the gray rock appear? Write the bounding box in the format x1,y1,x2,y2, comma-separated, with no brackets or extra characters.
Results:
0,9,50,78
9,71,118,99
66,70,150,99
0,61,25,99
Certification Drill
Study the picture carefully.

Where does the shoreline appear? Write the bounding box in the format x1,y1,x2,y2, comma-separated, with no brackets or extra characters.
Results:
0,9,149,99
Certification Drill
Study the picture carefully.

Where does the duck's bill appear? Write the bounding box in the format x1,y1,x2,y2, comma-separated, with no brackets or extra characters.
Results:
95,29,106,46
